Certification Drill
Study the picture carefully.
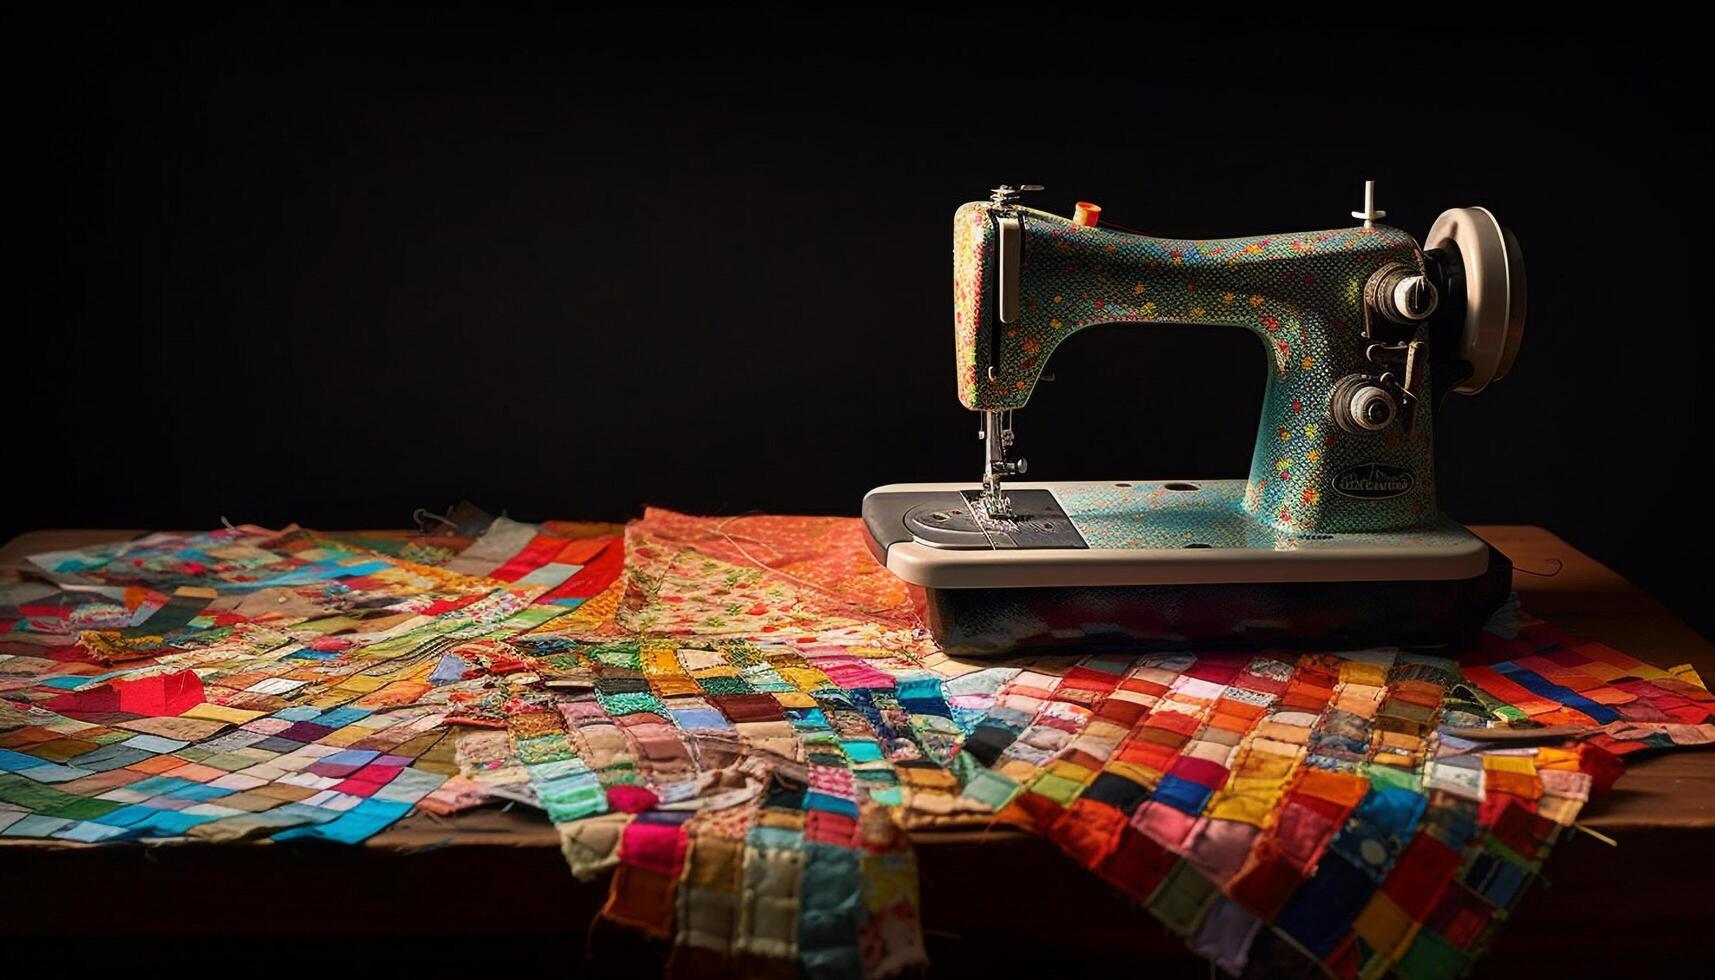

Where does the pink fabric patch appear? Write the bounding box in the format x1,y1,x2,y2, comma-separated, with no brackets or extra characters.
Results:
1133,800,1198,851
619,819,688,876
606,784,660,814
1187,818,1261,884
812,655,896,689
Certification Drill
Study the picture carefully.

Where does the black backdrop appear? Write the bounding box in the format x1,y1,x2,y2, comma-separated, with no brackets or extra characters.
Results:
13,5,1714,639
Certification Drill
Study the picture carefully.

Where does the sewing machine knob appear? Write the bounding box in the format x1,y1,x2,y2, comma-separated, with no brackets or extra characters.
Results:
1332,375,1398,433
1348,386,1397,431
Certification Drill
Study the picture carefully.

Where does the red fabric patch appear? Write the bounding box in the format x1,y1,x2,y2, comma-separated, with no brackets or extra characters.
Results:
1577,743,1625,794
1011,790,1069,831
489,533,569,582
805,809,859,846
606,784,660,813
711,693,785,723
1165,755,1229,789
1059,667,1121,695
1270,799,1342,871
1324,935,1363,980
1094,697,1147,727
1488,800,1556,860
602,864,678,938
543,541,624,601
1226,841,1306,919
1184,657,1247,685
1381,833,1464,916
1118,677,1170,699
1114,739,1179,773
1096,825,1178,900
1050,798,1128,868
1424,881,1497,947
1142,709,1202,737
553,535,616,566
332,763,403,797
44,670,206,717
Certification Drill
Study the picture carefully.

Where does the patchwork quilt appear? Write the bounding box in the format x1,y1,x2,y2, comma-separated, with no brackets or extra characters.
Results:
2,510,1711,978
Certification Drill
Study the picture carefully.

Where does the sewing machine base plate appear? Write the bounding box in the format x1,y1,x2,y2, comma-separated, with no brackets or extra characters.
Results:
917,548,1512,656
863,481,1510,655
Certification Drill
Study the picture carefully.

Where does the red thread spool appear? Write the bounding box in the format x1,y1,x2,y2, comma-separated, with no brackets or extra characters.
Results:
1073,202,1102,227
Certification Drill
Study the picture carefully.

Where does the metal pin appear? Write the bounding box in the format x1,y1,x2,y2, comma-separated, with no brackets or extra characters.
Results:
1351,179,1387,228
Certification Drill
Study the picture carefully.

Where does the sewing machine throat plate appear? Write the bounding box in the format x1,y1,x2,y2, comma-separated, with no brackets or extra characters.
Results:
903,490,1089,550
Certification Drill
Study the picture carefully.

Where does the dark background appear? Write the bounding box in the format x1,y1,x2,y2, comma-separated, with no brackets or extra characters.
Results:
12,4,1713,638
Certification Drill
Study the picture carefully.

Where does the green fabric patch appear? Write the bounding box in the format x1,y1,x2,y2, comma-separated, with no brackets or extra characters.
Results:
1150,861,1218,936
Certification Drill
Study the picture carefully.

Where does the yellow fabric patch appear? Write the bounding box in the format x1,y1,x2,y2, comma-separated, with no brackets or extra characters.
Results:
1536,795,1583,826
1232,746,1299,781
1353,892,1417,959
1671,664,1708,690
1043,758,1095,785
1535,747,1584,771
1207,776,1288,826
1483,754,1537,775
179,702,267,725
1339,662,1390,687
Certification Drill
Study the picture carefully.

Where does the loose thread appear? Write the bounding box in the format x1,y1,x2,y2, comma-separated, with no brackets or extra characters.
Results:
1575,823,1618,847
710,513,913,621
1514,558,1565,578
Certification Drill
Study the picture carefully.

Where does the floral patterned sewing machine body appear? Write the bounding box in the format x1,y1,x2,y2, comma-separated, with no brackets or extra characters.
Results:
863,183,1528,654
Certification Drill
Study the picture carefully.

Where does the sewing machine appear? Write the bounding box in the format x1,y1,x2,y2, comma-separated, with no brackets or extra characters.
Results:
863,182,1526,654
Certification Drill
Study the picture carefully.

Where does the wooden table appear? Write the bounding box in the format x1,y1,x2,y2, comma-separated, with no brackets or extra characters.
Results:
3,526,1711,974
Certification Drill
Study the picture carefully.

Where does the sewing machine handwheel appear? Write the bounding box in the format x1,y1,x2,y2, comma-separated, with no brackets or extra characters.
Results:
1426,207,1526,394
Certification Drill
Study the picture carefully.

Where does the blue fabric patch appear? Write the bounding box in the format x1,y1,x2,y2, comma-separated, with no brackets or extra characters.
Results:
38,676,102,690
671,707,733,731
840,739,883,763
1152,774,1216,815
0,749,43,771
163,782,236,801
896,676,952,718
788,707,830,730
126,808,220,836
804,791,861,818
429,653,470,685
271,798,410,845
1493,662,1619,723
800,844,864,979
92,805,160,828
1466,851,1533,907
315,707,372,729
1275,852,1376,956
1327,784,1428,880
